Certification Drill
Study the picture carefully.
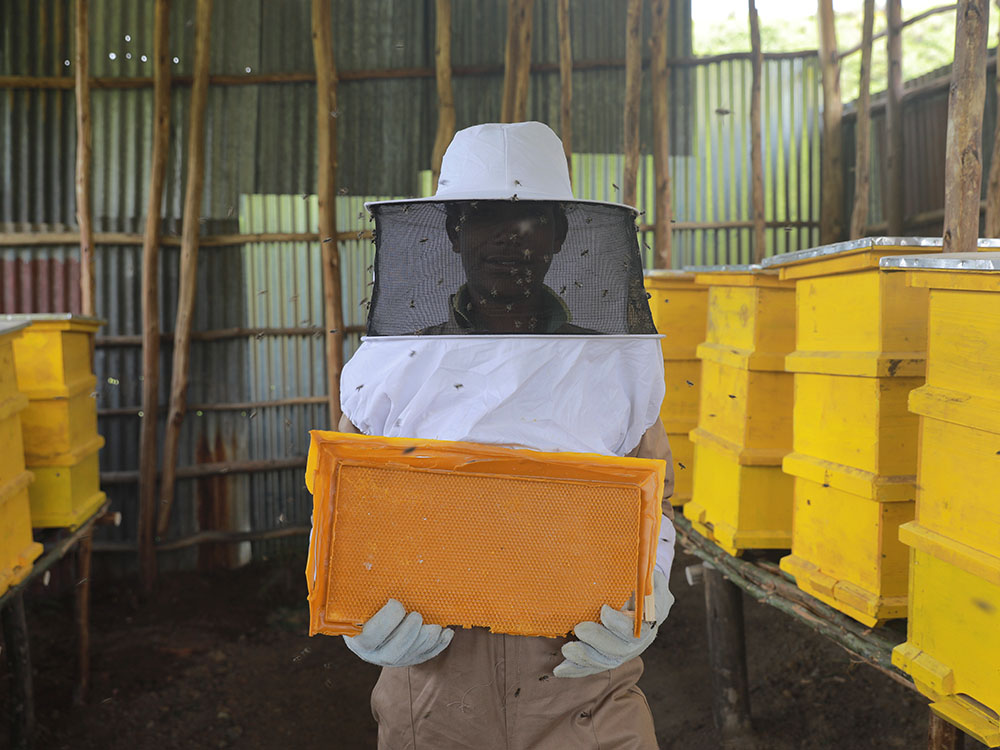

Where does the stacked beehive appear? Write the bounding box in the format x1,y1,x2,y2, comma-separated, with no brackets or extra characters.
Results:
643,271,709,505
683,265,796,556
762,239,940,626
881,253,1000,748
0,321,43,594
6,314,107,529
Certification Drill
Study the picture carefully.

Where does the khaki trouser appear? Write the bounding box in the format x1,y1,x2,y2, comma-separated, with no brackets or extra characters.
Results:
371,627,658,750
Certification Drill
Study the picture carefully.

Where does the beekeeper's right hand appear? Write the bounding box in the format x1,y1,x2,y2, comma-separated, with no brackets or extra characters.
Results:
343,599,454,668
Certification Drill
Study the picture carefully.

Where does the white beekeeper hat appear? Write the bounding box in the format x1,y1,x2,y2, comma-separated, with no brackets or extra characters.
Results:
365,121,637,214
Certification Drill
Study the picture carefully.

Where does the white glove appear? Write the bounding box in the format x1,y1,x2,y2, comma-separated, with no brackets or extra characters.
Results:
343,599,454,668
553,569,674,678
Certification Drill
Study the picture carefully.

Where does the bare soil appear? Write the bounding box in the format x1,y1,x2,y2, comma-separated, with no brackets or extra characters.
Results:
0,549,975,750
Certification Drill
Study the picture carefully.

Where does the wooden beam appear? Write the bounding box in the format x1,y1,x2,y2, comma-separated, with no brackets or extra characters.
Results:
850,0,875,240
651,0,672,268
431,0,455,191
157,0,213,544
886,0,905,235
513,0,535,122
0,594,35,749
502,0,520,122
312,0,345,429
0,230,372,247
72,533,92,705
74,0,95,316
985,0,1000,237
557,0,573,180
818,0,845,244
704,565,754,739
622,0,643,210
749,0,766,262
838,4,958,60
137,0,171,601
928,711,966,750
942,0,989,253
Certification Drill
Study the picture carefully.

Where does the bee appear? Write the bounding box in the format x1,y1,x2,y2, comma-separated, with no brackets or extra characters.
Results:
580,249,589,257
454,383,464,390
355,384,364,391
602,289,609,298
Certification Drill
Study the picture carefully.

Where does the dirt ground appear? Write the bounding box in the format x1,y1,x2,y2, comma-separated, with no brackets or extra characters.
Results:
0,548,977,750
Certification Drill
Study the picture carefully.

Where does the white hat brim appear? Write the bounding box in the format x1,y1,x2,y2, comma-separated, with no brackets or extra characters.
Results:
364,193,639,215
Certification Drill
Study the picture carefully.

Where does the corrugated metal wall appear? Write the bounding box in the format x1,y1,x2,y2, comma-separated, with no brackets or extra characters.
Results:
1,0,828,572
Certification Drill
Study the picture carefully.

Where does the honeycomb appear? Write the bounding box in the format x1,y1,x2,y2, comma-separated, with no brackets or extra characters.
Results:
305,431,664,639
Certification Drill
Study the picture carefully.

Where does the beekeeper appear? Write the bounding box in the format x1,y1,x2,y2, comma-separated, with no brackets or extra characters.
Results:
337,121,677,749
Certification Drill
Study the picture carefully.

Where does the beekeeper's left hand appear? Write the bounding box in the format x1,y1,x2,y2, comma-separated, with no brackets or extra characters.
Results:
553,568,673,678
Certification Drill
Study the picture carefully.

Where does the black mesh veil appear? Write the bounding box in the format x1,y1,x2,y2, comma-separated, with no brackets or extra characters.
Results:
366,200,656,335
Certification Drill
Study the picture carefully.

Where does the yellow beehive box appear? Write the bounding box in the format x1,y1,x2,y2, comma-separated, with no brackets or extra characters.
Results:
0,321,30,487
0,471,43,596
780,453,913,625
19,380,99,462
645,271,709,505
28,435,106,529
3,314,104,398
682,265,796,554
892,523,1000,748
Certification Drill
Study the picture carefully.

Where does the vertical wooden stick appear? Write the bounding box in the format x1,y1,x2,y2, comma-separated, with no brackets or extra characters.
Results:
928,711,965,750
502,0,520,122
650,0,672,268
942,0,989,253
622,0,643,210
74,0,95,316
312,0,344,428
749,0,765,262
138,0,171,591
818,0,844,244
704,565,753,739
557,0,573,179
885,0,905,235
431,0,455,191
985,2,1000,236
513,0,535,123
158,0,213,537
1,593,35,749
73,533,92,705
850,0,875,240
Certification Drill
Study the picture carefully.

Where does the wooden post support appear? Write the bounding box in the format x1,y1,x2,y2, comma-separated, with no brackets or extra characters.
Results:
1,593,35,750
622,0,643,210
928,710,965,750
74,0,95,316
157,0,213,541
703,564,753,740
73,532,93,705
650,0,672,268
557,0,573,180
818,0,845,244
502,0,535,123
986,25,1000,235
312,0,345,429
942,0,989,253
137,0,171,594
431,0,455,192
850,0,875,240
749,0,765,262
513,0,534,123
885,0,905,235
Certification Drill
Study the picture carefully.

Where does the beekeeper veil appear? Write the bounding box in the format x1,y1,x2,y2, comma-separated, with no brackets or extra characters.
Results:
340,122,665,456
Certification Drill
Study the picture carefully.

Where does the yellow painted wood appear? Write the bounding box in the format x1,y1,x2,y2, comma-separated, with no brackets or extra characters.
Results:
18,377,99,463
644,271,709,360
684,438,793,556
28,435,106,529
0,396,28,487
0,326,26,407
779,471,912,625
0,471,43,596
892,533,1000,748
666,431,695,505
660,359,701,433
792,372,922,477
695,271,795,359
7,314,103,399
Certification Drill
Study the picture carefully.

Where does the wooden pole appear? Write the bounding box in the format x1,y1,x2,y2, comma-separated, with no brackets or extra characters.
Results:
650,0,672,268
557,0,573,179
74,0,95,316
1,594,35,750
157,0,213,539
850,0,875,240
704,564,754,739
818,0,845,244
942,0,989,253
749,0,766,262
138,0,170,593
885,0,905,235
622,0,643,210
928,711,965,750
513,0,535,123
501,0,520,122
431,0,455,191
312,0,344,428
986,4,1000,236
72,533,92,705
